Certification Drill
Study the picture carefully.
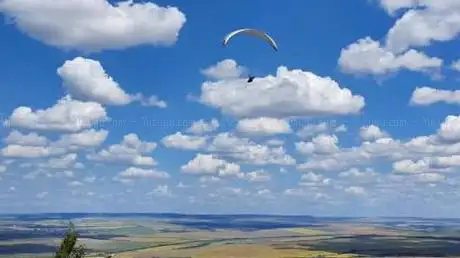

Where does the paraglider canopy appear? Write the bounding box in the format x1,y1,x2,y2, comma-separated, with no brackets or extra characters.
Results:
222,28,278,51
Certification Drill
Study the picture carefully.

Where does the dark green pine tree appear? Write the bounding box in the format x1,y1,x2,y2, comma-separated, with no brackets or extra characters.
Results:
54,221,86,258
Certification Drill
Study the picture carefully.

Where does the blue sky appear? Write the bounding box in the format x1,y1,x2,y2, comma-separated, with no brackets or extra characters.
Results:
1,0,460,217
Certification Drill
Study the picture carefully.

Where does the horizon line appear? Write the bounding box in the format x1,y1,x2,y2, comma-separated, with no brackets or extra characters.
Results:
0,212,458,220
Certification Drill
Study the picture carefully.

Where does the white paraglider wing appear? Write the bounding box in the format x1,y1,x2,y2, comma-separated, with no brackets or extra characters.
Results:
223,28,278,51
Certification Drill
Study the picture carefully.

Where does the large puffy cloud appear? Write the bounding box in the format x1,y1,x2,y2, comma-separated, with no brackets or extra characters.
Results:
236,117,292,135
338,37,442,75
201,59,246,80
58,57,132,105
4,95,108,132
378,0,460,53
0,0,186,52
87,133,157,166
410,87,460,106
199,64,364,119
338,1,454,78
57,57,166,107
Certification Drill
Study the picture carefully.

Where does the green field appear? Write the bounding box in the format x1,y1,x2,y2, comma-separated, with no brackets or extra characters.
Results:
1,216,460,257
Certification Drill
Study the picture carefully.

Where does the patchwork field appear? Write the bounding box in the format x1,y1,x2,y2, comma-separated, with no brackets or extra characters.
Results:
0,214,460,257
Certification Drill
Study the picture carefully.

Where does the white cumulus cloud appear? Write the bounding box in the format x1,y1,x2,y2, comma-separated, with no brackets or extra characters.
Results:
4,130,49,146
207,132,296,165
87,133,157,166
0,0,186,52
410,87,460,106
161,132,207,150
181,153,242,178
5,95,108,132
296,134,340,155
199,64,364,119
360,125,389,141
115,167,170,183
338,37,442,76
201,59,246,80
53,129,108,151
186,119,219,135
1,145,63,158
236,117,292,135
380,0,460,53
58,57,166,107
